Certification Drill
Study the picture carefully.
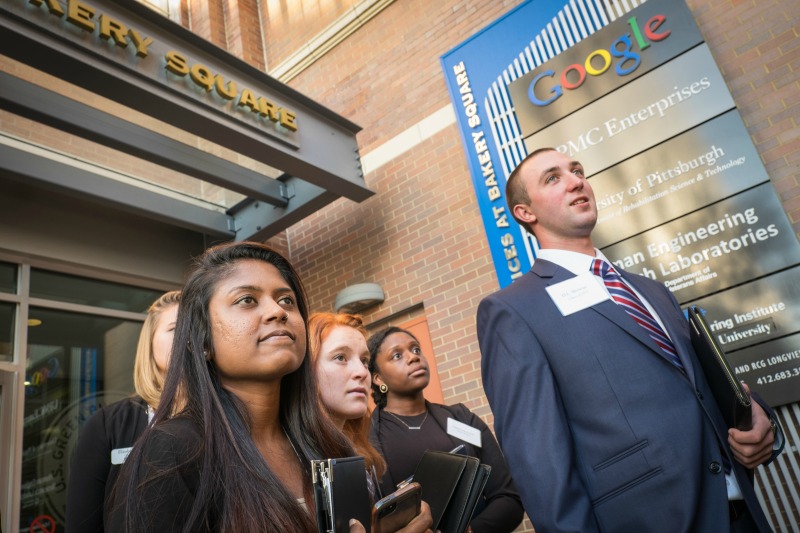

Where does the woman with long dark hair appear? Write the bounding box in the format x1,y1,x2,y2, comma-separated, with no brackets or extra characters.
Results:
110,242,360,532
368,326,524,533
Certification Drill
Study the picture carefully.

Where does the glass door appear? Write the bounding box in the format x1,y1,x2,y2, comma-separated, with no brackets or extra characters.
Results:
20,309,142,531
0,261,164,533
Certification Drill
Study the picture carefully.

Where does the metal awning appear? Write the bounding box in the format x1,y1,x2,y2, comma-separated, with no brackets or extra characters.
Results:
0,0,372,242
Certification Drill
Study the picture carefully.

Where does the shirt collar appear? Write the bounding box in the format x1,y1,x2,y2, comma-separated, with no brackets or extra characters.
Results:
536,248,612,276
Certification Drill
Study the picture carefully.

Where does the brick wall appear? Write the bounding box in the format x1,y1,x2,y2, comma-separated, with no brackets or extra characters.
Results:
187,0,227,50
281,0,523,152
171,0,799,247
261,0,360,68
268,0,526,419
222,0,267,69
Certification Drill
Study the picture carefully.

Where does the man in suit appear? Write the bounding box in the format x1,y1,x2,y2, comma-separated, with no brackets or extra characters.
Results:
477,148,784,532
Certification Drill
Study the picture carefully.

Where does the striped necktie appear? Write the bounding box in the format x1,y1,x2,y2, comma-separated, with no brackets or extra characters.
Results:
591,259,684,371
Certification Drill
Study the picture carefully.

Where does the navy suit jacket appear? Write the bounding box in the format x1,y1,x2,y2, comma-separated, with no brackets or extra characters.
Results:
478,259,778,533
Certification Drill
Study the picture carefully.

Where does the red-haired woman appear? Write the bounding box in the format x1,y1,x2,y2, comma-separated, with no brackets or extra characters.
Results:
309,312,433,533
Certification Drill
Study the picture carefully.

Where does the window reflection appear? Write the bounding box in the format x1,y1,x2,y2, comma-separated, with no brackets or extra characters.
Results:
0,303,13,362
30,269,162,313
0,262,15,293
20,307,141,532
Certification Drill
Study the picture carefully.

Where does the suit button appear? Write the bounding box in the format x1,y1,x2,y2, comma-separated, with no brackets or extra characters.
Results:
696,390,704,400
709,461,722,474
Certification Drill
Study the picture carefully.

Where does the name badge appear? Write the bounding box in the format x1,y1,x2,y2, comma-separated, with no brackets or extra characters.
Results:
111,447,133,465
546,271,609,316
447,418,482,448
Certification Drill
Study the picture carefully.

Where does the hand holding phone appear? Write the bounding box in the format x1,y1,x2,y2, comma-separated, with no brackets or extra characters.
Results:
372,482,422,533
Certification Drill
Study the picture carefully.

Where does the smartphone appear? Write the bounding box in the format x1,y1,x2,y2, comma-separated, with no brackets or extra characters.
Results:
372,482,422,533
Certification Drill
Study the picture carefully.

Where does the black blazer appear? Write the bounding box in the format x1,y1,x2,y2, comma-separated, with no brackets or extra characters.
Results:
370,401,524,533
106,416,214,531
66,396,149,533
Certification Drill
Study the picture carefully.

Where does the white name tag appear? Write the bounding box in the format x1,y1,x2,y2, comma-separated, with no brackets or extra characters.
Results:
111,447,133,465
447,418,482,448
546,271,609,316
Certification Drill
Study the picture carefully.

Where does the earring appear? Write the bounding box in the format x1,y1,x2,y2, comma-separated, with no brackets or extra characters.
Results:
379,384,388,394
203,349,210,360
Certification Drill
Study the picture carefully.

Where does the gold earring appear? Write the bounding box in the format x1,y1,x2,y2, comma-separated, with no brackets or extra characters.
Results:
379,384,388,394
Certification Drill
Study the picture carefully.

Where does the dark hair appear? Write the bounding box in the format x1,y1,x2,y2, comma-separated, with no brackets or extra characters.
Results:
367,326,420,409
114,242,354,532
505,147,559,234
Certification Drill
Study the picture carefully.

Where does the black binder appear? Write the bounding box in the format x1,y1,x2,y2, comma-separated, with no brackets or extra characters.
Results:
312,456,372,533
410,450,491,533
687,305,752,430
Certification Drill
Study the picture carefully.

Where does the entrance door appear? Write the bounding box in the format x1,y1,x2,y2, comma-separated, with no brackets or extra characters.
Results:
20,308,142,531
0,258,166,533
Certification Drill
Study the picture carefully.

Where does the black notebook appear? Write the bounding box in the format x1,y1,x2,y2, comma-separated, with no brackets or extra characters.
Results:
312,456,372,533
410,450,491,533
687,305,752,430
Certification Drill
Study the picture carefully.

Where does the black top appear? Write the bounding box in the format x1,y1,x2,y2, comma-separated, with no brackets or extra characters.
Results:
66,396,150,533
378,411,454,488
106,416,217,531
370,402,524,533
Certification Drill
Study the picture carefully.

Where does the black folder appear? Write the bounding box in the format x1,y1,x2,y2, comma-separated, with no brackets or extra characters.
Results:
312,456,372,533
687,305,752,430
410,450,491,533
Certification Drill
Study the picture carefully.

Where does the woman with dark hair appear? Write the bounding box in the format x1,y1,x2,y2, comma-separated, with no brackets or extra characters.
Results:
368,327,524,533
110,242,363,532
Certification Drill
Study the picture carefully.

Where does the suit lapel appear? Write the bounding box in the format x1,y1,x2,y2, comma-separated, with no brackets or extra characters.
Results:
534,259,690,378
590,292,667,360
533,259,654,348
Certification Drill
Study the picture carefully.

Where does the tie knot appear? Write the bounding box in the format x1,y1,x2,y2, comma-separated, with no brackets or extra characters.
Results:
591,258,613,278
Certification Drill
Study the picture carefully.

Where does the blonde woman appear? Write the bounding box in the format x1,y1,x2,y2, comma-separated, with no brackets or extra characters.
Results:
66,290,180,532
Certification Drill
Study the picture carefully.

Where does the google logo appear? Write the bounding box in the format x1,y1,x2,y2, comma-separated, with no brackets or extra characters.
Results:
528,15,671,106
